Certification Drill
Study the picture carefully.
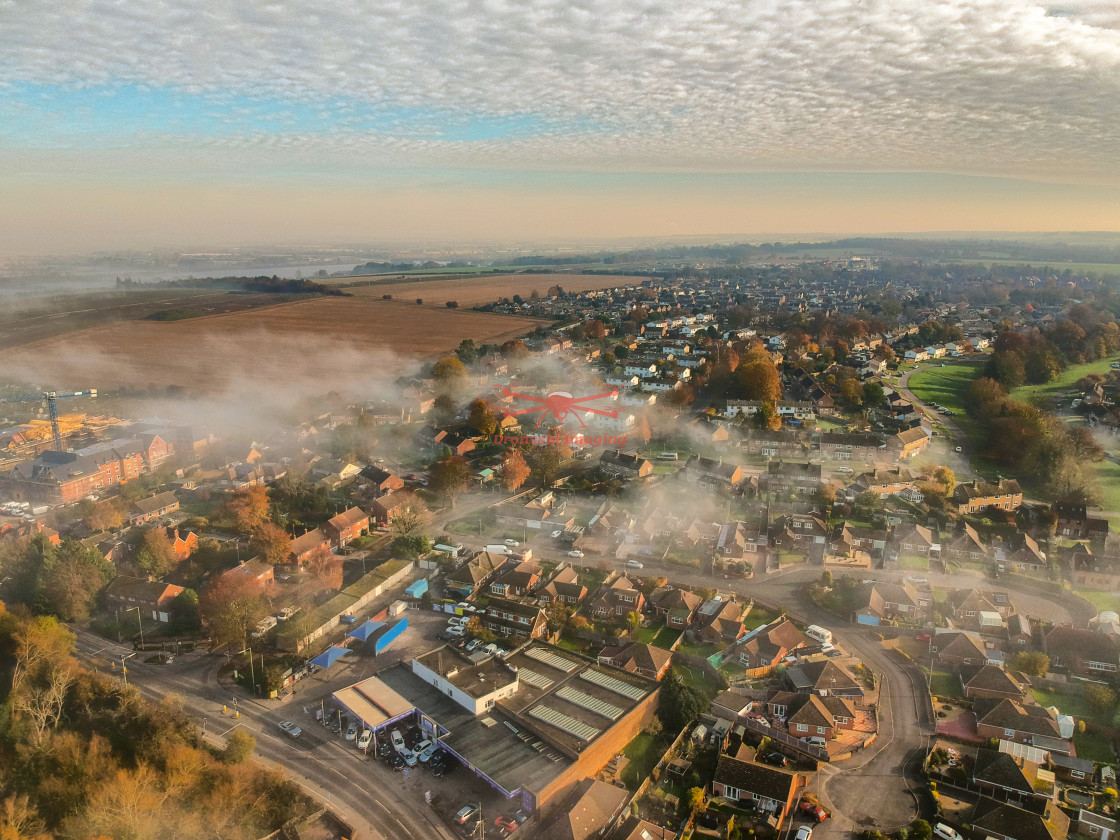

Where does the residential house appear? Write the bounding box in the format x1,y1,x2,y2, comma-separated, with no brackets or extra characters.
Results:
587,576,645,621
855,581,931,625
536,566,588,607
651,587,704,629
166,528,198,561
1004,534,1047,572
968,796,1069,840
954,479,1023,514
1007,614,1034,649
944,524,989,562
851,466,916,498
787,694,857,740
104,576,185,623
289,528,331,565
710,756,802,831
816,432,884,462
482,597,549,640
893,524,937,558
971,750,1051,803
769,514,829,549
728,618,807,677
445,551,507,597
538,778,629,840
216,558,275,592
598,450,654,480
681,455,744,493
785,660,864,699
741,429,808,459
1075,810,1117,840
715,521,768,559
932,631,988,666
975,699,1067,750
489,560,542,597
1043,627,1120,678
764,461,822,494
691,598,747,645
886,427,930,460
1047,752,1094,784
368,493,414,526
1054,503,1110,542
947,588,1013,630
128,491,180,526
359,466,405,496
324,507,370,548
598,642,673,681
961,664,1030,701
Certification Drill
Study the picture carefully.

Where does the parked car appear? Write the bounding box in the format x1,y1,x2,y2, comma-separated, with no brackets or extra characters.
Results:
625,559,644,569
551,530,563,538
419,741,440,763
567,550,584,558
357,730,373,751
390,729,406,753
448,616,469,628
762,752,788,767
455,805,479,825
799,802,828,822
339,614,358,625
794,826,813,840
483,643,499,655
495,816,519,832
465,638,482,652
278,720,302,739
504,539,520,547
401,748,418,767
345,721,359,741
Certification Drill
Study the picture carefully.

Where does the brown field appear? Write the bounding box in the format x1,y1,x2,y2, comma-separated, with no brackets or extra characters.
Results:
2,296,547,392
343,272,651,307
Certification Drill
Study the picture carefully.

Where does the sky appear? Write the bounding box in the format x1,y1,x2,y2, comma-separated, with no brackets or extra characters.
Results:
3,0,1120,256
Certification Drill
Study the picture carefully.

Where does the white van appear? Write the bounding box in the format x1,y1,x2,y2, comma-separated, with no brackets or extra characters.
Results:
805,625,833,647
933,824,965,840
800,736,828,747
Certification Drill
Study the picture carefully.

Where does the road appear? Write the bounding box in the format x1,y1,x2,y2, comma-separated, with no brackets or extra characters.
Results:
70,629,455,840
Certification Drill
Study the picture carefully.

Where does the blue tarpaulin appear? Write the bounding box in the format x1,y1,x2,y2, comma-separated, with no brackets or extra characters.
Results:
405,579,428,598
309,646,352,669
347,620,384,642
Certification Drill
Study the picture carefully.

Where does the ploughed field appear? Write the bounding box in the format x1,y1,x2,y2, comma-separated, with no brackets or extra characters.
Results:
342,272,651,307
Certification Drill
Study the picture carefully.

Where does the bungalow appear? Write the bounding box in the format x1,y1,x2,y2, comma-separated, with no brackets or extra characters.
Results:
324,507,370,548
786,660,864,699
968,796,1069,840
710,756,802,831
1004,533,1047,572
971,750,1050,802
893,524,937,558
598,642,673,681
947,588,1013,630
961,664,1030,701
215,558,275,592
944,523,989,562
933,631,988,666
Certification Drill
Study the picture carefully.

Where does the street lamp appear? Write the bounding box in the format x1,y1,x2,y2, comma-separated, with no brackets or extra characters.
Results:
126,605,145,649
234,646,259,695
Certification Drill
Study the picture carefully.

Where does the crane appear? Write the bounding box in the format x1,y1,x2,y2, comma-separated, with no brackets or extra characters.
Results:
1,389,97,452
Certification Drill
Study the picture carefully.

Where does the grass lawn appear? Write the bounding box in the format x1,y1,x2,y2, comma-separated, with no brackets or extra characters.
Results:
677,641,723,659
651,626,682,649
632,625,660,644
1032,686,1098,721
1011,357,1120,403
1074,730,1116,764
928,670,963,700
743,605,779,629
556,632,592,654
908,359,983,416
1074,587,1120,612
621,732,671,790
1091,458,1120,512
671,662,725,700
899,555,930,571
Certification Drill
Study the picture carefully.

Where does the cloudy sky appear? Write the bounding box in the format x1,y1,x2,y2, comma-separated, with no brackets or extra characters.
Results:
3,0,1120,255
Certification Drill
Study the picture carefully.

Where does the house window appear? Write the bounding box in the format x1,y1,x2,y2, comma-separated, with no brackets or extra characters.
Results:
796,723,808,732
722,785,740,800
1004,728,1014,737
817,726,826,734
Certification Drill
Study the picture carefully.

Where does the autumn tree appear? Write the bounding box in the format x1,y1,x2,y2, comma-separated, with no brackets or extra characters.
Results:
933,466,956,495
222,729,256,764
736,360,782,402
9,617,77,746
1008,651,1050,677
500,339,529,358
544,601,572,633
468,398,498,435
252,522,292,566
530,435,571,487
501,449,531,492
304,546,343,593
1,535,114,621
1086,684,1118,716
686,787,706,819
432,356,467,381
136,527,178,578
431,455,473,506
199,573,268,647
632,416,652,443
455,338,478,365
77,498,124,532
227,486,271,533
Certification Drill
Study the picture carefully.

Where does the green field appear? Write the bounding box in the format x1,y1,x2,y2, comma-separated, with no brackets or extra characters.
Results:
1090,459,1120,513
1011,357,1120,403
944,258,1120,278
908,359,984,416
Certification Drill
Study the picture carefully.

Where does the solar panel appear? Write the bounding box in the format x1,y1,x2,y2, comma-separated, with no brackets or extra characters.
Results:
524,647,579,672
518,668,554,689
528,705,601,742
556,685,624,720
580,668,646,701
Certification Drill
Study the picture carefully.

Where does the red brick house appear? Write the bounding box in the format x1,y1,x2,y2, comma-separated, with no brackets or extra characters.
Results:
711,756,803,831
598,642,672,681
587,576,645,621
359,466,405,496
289,528,331,565
324,507,369,548
961,664,1030,701
128,491,180,526
138,433,175,468
167,528,199,561
787,694,856,739
368,494,413,526
105,576,185,623
216,558,275,592
932,631,988,666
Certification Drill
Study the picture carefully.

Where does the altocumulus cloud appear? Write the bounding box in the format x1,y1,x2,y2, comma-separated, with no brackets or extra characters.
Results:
1,0,1120,181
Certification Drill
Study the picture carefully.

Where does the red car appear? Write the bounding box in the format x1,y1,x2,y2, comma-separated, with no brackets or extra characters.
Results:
494,816,519,832
915,633,932,642
799,802,828,822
